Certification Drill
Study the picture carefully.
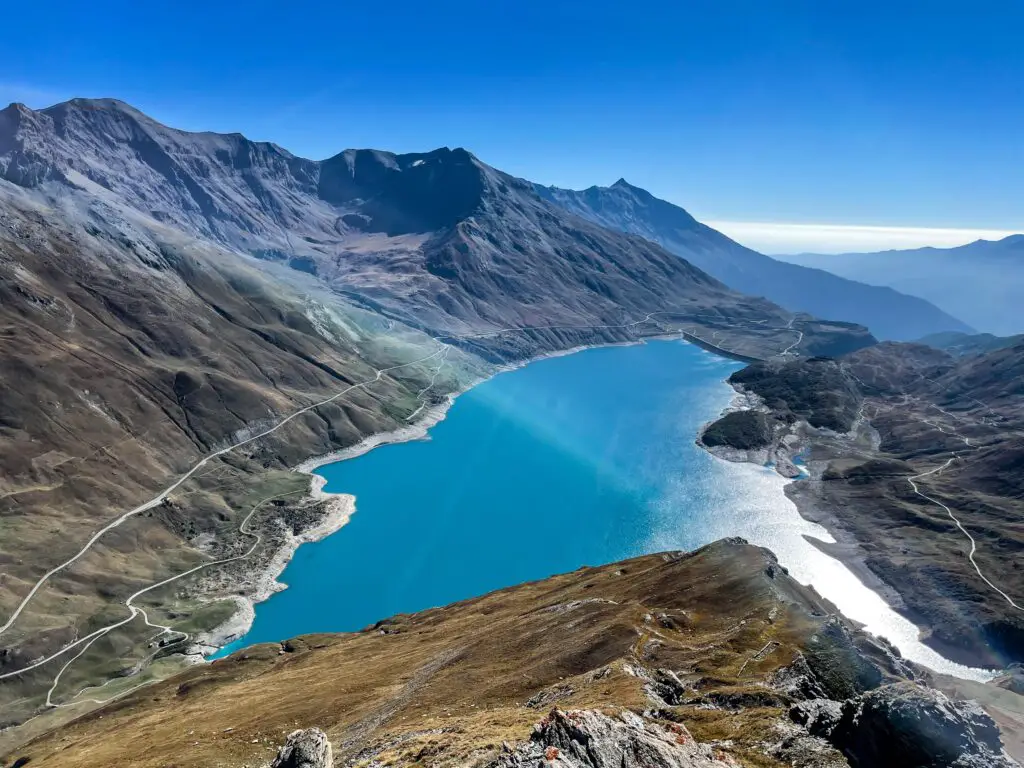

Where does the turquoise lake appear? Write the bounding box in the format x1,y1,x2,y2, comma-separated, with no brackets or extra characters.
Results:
214,339,991,681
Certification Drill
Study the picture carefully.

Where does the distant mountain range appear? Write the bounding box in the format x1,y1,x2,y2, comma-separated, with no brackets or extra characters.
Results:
918,330,1024,358
535,179,972,341
781,236,1024,336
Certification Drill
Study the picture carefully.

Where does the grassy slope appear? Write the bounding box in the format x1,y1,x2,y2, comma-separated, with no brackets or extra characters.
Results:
4,540,910,768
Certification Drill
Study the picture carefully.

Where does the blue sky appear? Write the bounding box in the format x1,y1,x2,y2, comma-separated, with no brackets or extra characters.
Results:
2,0,1022,252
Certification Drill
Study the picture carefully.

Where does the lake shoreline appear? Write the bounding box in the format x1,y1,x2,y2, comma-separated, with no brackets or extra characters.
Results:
200,332,691,657
189,490,357,656
202,334,993,683
695,383,997,681
695,382,914,614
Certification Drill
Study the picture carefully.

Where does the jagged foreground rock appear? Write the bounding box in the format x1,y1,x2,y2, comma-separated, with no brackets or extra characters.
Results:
487,709,733,767
793,682,1016,767
271,728,333,768
5,541,1017,767
265,691,1016,767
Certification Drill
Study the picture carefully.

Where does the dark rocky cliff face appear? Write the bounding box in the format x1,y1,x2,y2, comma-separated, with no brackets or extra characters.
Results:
318,147,486,235
812,682,1013,768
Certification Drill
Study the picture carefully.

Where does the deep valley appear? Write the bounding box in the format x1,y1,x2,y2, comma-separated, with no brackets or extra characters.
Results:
0,96,1020,767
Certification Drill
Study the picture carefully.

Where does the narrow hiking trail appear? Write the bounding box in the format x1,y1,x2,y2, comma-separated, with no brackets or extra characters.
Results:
848,366,1023,616
905,399,1023,613
907,457,1023,612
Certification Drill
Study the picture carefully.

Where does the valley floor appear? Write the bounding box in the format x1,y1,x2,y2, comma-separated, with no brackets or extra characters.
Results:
699,352,1024,671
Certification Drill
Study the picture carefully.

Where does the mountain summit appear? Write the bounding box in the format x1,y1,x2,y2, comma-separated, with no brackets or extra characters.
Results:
535,180,972,341
0,97,868,349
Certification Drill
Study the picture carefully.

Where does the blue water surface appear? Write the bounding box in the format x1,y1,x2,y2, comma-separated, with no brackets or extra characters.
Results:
217,340,744,653
211,339,996,682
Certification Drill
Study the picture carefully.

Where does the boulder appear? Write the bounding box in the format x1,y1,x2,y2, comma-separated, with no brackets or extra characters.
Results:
489,709,731,767
271,728,333,768
827,683,1016,767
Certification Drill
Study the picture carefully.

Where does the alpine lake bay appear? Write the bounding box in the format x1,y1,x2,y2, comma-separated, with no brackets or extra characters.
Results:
215,339,989,682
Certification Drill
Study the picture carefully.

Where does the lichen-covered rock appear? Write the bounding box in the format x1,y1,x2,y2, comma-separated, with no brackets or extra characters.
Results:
802,617,887,699
826,683,1017,767
489,709,732,767
768,724,849,768
271,728,333,768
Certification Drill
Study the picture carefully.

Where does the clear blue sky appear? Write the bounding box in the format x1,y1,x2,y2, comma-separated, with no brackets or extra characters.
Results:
2,0,1022,251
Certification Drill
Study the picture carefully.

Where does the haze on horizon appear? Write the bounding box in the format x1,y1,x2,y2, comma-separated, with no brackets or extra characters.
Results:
2,0,1021,254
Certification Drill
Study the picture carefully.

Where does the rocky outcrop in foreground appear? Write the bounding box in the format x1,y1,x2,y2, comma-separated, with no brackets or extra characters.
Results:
487,709,731,767
270,728,333,768
793,682,1016,768
275,694,1017,768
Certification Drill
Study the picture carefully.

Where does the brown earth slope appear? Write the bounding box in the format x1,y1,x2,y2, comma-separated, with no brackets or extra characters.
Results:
701,341,1024,668
4,540,1016,768
0,191,474,722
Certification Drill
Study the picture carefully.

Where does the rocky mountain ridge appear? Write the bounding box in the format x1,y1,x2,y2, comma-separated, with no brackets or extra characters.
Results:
4,540,1017,768
535,179,972,341
1,99,783,339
